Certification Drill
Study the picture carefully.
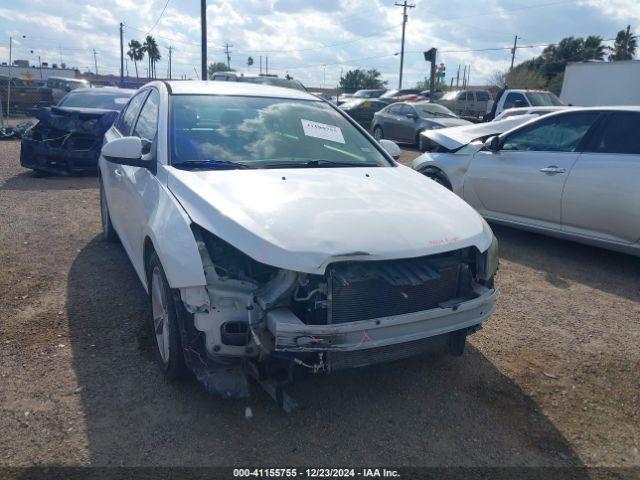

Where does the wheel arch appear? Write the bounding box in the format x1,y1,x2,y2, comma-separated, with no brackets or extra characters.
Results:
419,165,453,190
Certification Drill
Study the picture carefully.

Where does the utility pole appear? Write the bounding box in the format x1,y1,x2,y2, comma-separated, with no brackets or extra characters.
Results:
93,48,99,76
461,65,467,88
266,56,269,75
466,65,471,87
167,46,173,80
510,35,519,71
395,0,415,89
119,22,124,87
455,64,460,88
201,0,207,80
259,56,262,75
223,43,233,69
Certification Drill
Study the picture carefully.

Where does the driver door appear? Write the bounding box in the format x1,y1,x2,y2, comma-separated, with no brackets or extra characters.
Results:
464,111,599,230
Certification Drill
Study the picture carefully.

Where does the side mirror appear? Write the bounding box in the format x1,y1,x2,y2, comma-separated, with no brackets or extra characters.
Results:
484,135,501,152
406,113,418,120
379,139,401,160
102,136,151,168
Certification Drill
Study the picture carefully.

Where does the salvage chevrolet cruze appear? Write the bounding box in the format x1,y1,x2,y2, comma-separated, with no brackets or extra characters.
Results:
99,80,498,405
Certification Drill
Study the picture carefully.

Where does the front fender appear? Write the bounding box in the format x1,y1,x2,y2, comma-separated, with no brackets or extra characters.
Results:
143,183,206,290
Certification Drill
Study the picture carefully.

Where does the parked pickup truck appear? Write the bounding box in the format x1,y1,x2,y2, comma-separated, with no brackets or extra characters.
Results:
0,76,53,114
484,89,564,121
434,89,492,119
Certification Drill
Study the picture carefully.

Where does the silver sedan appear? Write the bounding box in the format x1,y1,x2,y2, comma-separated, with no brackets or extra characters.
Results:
412,107,640,256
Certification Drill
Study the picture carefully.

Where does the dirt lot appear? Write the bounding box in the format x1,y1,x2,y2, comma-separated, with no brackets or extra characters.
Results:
0,139,639,469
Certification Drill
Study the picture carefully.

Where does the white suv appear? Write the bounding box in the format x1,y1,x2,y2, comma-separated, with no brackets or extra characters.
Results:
98,81,498,404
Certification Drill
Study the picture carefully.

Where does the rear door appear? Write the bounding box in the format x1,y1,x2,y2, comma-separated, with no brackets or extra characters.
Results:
395,104,418,142
465,111,600,230
381,104,404,140
562,111,640,244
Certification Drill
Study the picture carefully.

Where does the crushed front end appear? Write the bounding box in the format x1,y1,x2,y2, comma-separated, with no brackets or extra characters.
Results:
180,226,498,399
20,107,118,174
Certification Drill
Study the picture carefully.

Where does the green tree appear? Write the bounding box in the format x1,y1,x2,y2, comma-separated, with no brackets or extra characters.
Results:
609,28,638,61
582,35,606,61
339,69,387,93
207,62,234,79
143,36,161,79
127,39,144,80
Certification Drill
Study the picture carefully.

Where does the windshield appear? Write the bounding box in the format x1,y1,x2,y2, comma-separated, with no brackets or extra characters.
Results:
170,95,392,169
414,103,457,118
525,91,563,106
58,91,132,110
239,76,307,91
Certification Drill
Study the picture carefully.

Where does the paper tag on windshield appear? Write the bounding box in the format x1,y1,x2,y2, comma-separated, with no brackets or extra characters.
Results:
301,119,345,144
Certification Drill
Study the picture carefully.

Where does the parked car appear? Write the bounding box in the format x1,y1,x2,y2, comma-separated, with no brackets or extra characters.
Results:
413,107,640,256
493,105,569,120
485,89,564,120
339,98,387,130
352,88,387,99
378,88,422,103
211,72,307,91
372,101,472,146
0,76,53,114
434,89,492,118
20,87,134,175
98,80,499,403
46,76,91,104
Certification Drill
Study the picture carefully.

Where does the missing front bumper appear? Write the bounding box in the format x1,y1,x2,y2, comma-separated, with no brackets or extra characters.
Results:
266,286,497,353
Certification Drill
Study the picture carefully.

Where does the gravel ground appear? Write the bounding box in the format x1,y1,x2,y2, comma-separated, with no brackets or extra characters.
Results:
0,139,639,468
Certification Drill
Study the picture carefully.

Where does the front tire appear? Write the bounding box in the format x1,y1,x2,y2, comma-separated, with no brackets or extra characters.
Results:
373,126,384,141
421,168,452,190
148,252,189,380
99,178,119,243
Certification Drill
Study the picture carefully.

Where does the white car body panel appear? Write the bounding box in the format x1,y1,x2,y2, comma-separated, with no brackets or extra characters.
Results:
167,165,492,275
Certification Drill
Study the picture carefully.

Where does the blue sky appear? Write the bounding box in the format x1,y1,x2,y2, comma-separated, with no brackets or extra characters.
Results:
0,0,638,88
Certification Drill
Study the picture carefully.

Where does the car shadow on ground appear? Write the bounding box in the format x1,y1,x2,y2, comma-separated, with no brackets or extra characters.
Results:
493,224,640,302
1,170,98,191
63,235,589,468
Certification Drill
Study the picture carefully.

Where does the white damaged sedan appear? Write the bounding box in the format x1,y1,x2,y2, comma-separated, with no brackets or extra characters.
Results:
98,81,498,403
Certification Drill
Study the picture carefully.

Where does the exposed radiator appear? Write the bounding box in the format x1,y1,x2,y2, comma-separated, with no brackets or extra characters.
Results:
327,252,472,324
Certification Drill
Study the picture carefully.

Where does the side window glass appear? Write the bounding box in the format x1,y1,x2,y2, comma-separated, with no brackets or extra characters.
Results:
133,90,159,153
502,112,598,152
503,92,526,109
593,113,640,154
476,91,489,101
386,105,400,115
116,91,148,135
465,92,475,101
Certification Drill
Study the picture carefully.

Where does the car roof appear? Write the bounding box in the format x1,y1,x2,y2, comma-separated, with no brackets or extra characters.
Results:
162,80,318,100
67,87,135,94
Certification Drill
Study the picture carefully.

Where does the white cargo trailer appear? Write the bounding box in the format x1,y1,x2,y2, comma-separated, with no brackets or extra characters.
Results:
560,60,640,106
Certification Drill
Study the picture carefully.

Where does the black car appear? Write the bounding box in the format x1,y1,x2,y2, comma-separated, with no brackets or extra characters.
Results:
20,87,134,175
340,98,388,130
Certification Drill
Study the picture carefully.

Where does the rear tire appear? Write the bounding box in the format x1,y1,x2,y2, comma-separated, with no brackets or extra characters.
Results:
99,178,119,243
148,252,189,380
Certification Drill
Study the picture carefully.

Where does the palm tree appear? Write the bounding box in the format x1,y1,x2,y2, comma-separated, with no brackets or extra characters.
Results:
127,39,144,81
609,28,638,61
143,35,161,79
582,35,606,61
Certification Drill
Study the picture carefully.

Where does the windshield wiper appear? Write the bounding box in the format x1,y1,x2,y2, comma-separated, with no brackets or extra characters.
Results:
172,159,255,170
261,159,379,169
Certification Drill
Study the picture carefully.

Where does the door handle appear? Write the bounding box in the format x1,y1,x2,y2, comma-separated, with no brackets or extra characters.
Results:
114,168,123,178
539,166,566,174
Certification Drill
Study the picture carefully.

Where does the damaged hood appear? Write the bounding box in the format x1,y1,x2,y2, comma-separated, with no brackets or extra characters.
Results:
428,117,473,128
168,166,492,275
421,115,538,150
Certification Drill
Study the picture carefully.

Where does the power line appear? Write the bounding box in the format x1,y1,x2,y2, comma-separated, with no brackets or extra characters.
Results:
144,0,171,35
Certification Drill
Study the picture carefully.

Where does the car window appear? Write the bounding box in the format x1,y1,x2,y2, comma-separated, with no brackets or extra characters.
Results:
385,104,401,115
503,92,527,110
116,91,148,135
399,105,414,116
526,91,563,106
591,112,640,155
464,92,475,102
170,95,391,168
476,91,490,101
502,112,599,152
133,89,159,149
58,91,132,110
